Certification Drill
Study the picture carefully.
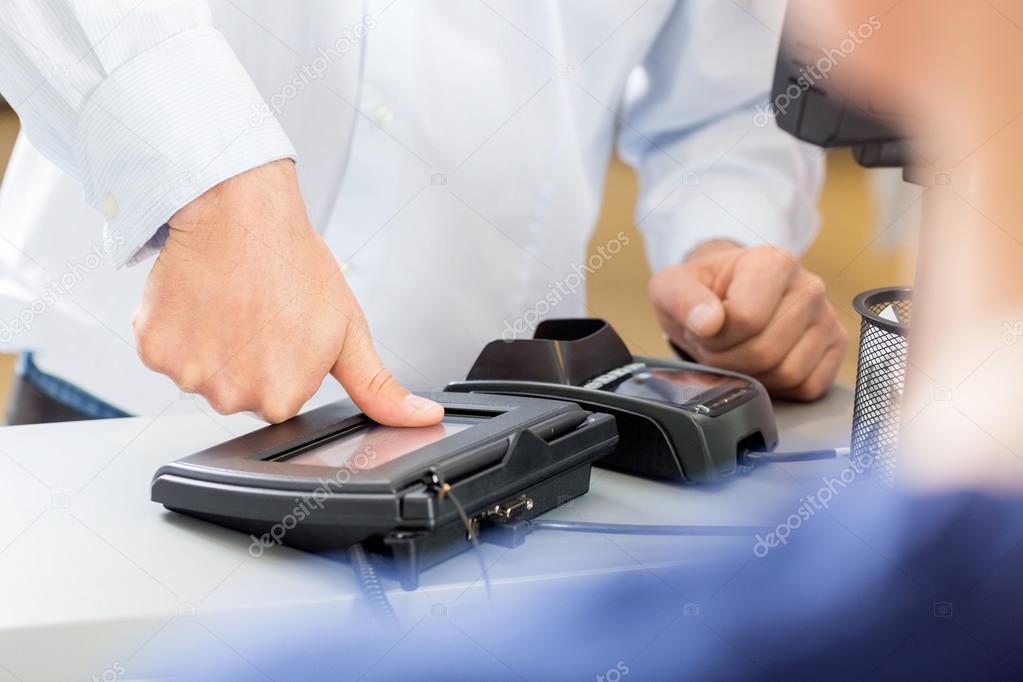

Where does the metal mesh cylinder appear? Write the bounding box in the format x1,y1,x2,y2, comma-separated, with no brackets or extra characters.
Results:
850,287,912,487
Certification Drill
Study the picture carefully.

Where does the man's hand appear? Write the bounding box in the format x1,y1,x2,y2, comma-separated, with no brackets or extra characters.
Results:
133,160,444,425
649,240,847,401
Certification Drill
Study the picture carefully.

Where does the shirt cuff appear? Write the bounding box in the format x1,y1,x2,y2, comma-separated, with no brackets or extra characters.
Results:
637,176,820,272
74,26,296,267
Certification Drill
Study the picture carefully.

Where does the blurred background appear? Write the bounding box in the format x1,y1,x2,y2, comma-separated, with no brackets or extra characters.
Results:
0,99,917,413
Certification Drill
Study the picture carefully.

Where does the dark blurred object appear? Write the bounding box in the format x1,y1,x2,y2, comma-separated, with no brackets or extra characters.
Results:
771,9,909,173
771,50,905,168
4,374,90,425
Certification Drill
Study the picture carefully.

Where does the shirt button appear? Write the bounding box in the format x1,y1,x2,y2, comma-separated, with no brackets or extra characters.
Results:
373,104,393,126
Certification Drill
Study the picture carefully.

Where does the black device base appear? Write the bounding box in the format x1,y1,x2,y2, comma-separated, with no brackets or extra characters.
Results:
152,392,617,590
378,463,592,589
161,466,590,592
447,319,778,483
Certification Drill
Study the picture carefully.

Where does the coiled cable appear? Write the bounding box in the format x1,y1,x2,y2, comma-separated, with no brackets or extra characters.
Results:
348,543,399,628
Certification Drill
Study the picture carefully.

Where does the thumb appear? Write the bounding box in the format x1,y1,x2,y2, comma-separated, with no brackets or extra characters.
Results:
655,265,726,339
331,320,444,427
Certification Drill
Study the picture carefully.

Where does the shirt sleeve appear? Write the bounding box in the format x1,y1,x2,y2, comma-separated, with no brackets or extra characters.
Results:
617,0,824,273
0,1,296,267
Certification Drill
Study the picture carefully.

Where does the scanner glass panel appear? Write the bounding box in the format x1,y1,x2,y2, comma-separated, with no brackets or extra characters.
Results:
612,368,749,407
282,416,483,469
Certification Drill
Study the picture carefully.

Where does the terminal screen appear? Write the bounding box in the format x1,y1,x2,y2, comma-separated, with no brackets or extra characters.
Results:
282,416,483,470
612,368,745,406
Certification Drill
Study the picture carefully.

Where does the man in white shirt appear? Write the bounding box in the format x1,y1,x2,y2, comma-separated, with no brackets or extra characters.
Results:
0,1,846,425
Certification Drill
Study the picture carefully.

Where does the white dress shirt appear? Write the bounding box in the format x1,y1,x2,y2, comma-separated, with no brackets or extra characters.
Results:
0,0,823,416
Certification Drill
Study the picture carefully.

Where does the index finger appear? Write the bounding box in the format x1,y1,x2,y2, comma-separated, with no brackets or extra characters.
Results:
330,318,444,427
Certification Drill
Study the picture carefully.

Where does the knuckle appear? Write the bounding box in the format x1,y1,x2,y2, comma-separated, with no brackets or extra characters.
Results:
757,246,795,269
208,397,241,416
728,306,767,336
133,327,164,372
801,289,828,317
804,275,827,297
746,340,782,373
135,343,160,373
794,380,825,401
174,363,207,394
206,384,246,415
649,266,685,301
777,249,799,269
773,362,805,389
834,336,850,360
257,387,308,423
837,324,851,348
259,399,297,424
824,316,850,352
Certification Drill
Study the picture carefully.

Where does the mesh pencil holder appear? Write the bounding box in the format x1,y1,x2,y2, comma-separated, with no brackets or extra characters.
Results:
850,286,912,487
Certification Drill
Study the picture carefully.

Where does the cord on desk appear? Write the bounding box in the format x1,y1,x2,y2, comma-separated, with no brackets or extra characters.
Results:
348,543,399,628
515,451,850,538
426,470,494,606
524,519,770,536
743,446,850,465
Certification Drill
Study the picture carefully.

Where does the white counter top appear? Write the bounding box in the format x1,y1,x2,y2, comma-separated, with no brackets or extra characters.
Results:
0,388,853,681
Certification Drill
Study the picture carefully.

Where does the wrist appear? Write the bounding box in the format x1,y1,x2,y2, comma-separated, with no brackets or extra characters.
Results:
168,159,300,235
684,238,742,262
